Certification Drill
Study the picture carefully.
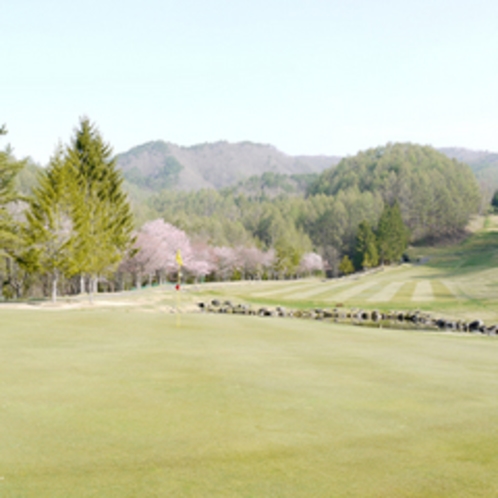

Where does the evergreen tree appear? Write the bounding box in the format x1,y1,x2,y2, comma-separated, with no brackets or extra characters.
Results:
66,118,135,297
376,201,409,264
24,147,79,301
491,190,498,213
354,220,379,270
338,255,354,275
0,125,24,256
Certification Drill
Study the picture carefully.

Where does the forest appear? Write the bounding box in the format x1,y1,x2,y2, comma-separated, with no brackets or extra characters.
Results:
0,120,483,301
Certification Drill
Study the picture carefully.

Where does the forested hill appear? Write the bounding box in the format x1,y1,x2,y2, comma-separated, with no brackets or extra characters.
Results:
308,143,481,241
439,147,498,195
116,140,340,192
17,141,497,200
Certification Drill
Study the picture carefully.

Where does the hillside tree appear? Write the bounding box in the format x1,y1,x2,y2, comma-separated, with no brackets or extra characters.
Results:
338,255,354,275
353,221,379,270
376,202,409,264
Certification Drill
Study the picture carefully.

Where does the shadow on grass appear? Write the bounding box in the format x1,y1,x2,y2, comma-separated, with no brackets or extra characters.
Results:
419,231,498,278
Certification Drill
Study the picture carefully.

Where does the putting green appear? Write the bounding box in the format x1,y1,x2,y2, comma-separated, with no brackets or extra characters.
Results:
1,309,498,497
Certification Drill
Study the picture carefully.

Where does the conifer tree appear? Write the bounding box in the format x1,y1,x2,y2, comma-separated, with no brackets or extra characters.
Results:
338,255,354,275
376,201,409,264
0,125,24,256
354,220,379,270
24,146,78,301
491,190,498,213
66,118,135,298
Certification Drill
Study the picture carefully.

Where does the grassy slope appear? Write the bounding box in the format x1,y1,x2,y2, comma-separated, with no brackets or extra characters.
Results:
1,310,498,497
198,217,498,323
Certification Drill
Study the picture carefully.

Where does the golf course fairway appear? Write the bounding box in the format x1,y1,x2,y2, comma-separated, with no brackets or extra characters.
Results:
1,309,498,497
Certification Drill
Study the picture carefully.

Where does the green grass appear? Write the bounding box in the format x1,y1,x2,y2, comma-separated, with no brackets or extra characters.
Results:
194,223,498,323
1,309,498,497
2,219,498,496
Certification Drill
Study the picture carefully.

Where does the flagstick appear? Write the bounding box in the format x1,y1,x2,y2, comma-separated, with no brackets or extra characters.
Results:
175,249,183,328
176,268,181,328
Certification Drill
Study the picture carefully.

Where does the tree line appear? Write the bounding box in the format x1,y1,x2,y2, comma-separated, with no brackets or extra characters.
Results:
0,118,325,300
1,118,134,301
145,143,480,275
0,124,481,301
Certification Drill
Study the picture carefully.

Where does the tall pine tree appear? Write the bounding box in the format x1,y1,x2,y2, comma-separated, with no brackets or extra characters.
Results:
376,201,409,264
353,220,379,270
24,146,79,301
0,125,24,256
66,118,134,298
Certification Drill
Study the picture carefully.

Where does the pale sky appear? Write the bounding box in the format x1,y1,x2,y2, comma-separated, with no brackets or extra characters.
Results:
2,0,497,165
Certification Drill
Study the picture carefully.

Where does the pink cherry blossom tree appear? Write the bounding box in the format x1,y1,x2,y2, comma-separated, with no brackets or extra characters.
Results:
211,246,237,281
121,219,193,287
121,220,285,286
185,241,215,283
233,246,266,280
298,252,324,277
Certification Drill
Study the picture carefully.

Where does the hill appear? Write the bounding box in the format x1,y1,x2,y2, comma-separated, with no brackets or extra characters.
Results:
439,147,498,197
116,140,340,192
308,143,481,242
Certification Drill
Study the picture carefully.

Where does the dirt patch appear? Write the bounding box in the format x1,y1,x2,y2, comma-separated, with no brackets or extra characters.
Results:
0,289,197,313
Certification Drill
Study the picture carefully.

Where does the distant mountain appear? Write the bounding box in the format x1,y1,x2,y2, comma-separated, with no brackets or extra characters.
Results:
439,147,498,194
116,140,340,193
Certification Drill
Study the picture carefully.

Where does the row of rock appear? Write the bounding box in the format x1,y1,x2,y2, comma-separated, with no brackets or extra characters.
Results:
198,300,497,335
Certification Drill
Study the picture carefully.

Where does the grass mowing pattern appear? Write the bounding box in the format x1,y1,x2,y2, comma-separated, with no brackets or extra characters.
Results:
1,310,498,497
198,226,498,322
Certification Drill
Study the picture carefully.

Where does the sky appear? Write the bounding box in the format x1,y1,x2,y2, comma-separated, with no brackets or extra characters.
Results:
2,0,497,165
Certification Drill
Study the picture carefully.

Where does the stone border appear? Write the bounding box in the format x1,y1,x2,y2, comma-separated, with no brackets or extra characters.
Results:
198,300,497,335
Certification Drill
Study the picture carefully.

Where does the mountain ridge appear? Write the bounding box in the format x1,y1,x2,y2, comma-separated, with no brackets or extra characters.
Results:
116,139,341,192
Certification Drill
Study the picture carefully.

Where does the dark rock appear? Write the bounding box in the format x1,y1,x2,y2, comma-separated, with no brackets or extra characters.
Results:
468,320,484,332
486,325,498,335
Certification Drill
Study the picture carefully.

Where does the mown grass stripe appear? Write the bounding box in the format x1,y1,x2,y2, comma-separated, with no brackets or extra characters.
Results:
330,280,379,302
431,280,455,301
249,280,318,298
411,281,434,302
439,279,460,298
391,280,418,304
367,281,405,302
276,283,335,300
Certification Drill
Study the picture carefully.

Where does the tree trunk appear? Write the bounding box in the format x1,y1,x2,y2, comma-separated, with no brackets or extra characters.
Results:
51,274,58,303
80,274,85,294
116,272,123,292
87,275,98,304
